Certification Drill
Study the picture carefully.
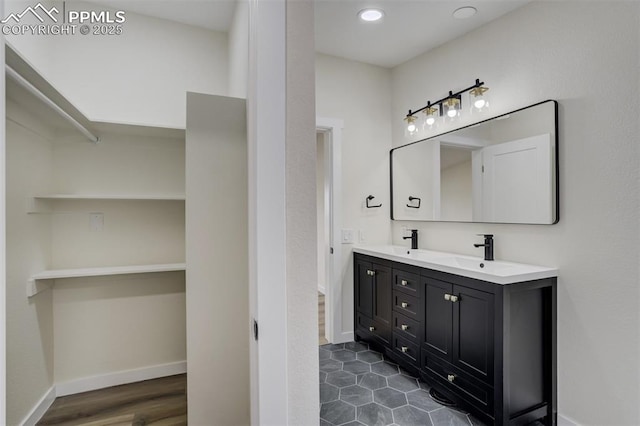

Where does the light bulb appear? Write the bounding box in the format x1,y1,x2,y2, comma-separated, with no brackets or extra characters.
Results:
447,108,458,118
422,105,439,131
407,123,416,133
404,114,418,137
474,98,486,109
426,116,435,126
470,84,490,113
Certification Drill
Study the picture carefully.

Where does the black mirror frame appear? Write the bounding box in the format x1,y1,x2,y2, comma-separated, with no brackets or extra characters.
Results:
390,99,559,224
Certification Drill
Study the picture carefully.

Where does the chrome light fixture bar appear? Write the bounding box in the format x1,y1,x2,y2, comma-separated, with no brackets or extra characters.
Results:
404,78,489,136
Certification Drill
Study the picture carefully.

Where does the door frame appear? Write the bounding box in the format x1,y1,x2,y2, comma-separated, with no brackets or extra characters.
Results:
316,117,344,344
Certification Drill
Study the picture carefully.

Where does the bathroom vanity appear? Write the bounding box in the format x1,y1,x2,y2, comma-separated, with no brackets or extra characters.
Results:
353,246,557,426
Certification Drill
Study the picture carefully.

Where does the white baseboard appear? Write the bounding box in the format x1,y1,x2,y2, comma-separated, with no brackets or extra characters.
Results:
56,360,187,397
318,285,326,294
20,385,56,426
333,331,354,344
558,414,580,426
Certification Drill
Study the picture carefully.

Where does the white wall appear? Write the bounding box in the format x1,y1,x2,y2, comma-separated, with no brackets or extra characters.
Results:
441,160,472,221
5,100,55,426
48,129,186,384
286,2,318,423
228,0,249,98
391,2,639,424
6,0,228,128
186,93,249,425
317,133,326,293
315,53,392,339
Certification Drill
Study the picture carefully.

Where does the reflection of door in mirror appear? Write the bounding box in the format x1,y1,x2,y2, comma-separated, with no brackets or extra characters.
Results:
473,134,552,223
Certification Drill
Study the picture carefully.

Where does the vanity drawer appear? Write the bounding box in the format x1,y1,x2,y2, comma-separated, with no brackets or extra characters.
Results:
392,312,420,343
393,269,421,297
357,314,391,346
393,334,419,365
393,291,420,320
422,353,493,415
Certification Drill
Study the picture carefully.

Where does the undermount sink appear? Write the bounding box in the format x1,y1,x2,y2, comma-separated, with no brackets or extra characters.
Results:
353,245,557,284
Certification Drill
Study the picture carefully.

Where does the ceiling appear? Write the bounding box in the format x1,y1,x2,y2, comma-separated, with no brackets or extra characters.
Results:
86,0,530,68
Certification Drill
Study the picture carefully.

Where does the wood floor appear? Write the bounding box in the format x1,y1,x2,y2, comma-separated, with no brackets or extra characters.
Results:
37,375,187,426
319,292,328,345
37,295,326,425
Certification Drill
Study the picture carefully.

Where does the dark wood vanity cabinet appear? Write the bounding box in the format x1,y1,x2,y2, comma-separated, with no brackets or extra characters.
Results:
354,253,557,426
354,256,393,345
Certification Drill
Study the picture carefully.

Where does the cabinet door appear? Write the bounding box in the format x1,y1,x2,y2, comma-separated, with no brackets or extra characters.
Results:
372,264,392,327
355,258,374,318
423,278,453,359
452,285,494,383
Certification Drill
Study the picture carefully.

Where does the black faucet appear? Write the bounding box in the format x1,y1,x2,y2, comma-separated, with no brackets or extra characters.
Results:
474,234,494,261
403,229,419,250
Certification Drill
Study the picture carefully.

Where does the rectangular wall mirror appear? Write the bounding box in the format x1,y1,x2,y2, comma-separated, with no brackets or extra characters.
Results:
391,100,558,224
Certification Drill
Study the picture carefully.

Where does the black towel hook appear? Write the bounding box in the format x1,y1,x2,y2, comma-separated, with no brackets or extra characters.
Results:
407,196,421,208
366,195,382,208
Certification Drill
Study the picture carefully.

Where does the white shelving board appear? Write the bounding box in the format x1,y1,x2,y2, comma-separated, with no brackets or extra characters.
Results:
34,194,186,201
27,263,186,297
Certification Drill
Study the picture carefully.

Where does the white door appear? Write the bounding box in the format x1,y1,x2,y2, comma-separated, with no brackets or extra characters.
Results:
480,134,553,223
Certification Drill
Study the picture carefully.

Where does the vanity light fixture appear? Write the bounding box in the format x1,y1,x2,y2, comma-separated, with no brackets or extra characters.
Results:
404,79,489,136
358,8,384,22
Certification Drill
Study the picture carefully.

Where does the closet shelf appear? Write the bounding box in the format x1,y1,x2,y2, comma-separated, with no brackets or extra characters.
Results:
27,263,186,298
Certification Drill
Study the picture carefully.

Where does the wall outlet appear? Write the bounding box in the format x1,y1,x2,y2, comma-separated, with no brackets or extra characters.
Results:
341,229,355,244
89,213,104,232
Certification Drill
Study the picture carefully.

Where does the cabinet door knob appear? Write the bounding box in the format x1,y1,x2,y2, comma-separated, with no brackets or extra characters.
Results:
401,346,408,353
401,302,408,308
369,326,375,332
401,324,408,331
450,295,459,303
444,294,451,301
367,269,375,276
401,279,408,286
447,374,455,382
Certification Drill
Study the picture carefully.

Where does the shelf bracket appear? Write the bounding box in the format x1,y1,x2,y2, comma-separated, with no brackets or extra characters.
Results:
27,279,53,298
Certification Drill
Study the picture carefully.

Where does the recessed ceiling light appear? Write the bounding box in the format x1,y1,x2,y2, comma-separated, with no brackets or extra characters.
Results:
453,6,477,19
358,8,384,22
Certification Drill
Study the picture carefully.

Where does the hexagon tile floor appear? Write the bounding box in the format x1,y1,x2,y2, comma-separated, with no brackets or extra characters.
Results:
319,342,485,426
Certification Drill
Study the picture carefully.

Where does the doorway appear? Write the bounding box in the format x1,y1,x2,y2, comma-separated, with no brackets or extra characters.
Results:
316,117,343,345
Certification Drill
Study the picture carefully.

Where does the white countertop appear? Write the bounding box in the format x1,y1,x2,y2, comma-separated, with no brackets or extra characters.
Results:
353,245,557,285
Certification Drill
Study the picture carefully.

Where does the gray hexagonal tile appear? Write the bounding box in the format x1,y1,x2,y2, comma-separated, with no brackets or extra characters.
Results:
341,423,366,426
320,358,343,373
371,361,400,377
332,349,357,362
345,341,369,352
320,383,339,403
399,367,418,379
429,407,471,425
340,385,373,406
406,389,441,413
323,343,346,352
320,371,327,384
393,405,433,426
357,402,393,426
320,420,332,426
358,372,387,390
387,374,419,392
418,381,430,392
327,370,357,388
320,400,356,425
373,387,407,409
320,347,331,360
343,360,371,375
357,350,383,364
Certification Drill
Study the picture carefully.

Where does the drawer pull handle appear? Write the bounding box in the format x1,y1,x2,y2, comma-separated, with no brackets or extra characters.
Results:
450,295,459,303
369,326,375,332
401,324,408,331
401,346,408,353
447,374,455,382
444,294,451,301
401,302,408,308
367,269,375,276
401,279,408,286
